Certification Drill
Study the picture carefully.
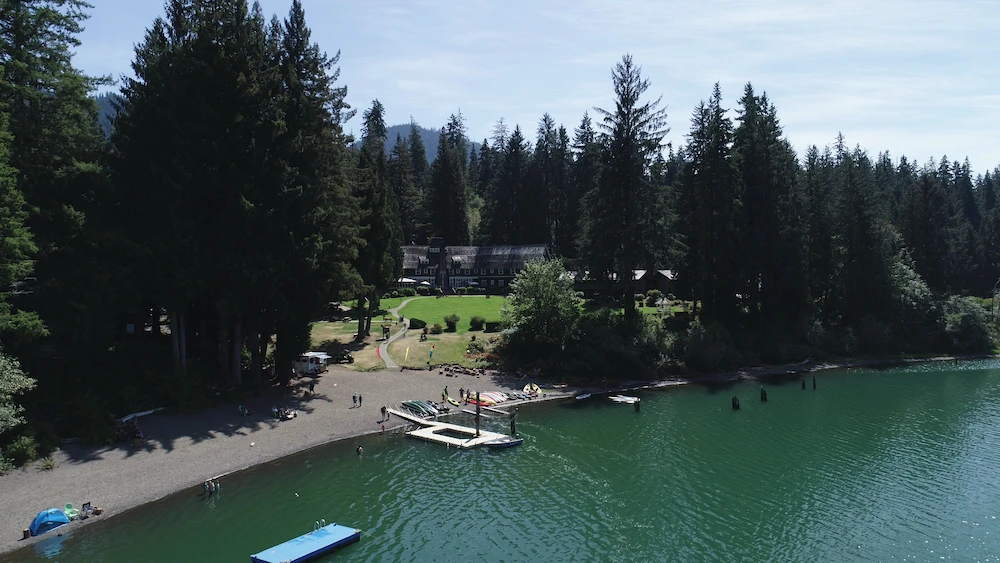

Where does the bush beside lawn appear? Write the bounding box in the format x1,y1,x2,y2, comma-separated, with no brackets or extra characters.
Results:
398,295,505,335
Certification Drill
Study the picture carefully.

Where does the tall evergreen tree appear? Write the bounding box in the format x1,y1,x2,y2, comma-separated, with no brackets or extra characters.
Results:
485,126,531,244
572,112,602,262
388,134,419,244
676,84,739,324
1,0,109,355
581,55,668,320
0,109,43,347
426,129,470,243
354,99,402,337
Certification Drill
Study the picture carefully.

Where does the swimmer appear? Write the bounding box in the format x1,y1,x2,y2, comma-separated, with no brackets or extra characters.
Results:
356,445,364,455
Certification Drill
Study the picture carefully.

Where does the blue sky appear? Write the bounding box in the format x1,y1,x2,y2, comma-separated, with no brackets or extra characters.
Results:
77,0,999,171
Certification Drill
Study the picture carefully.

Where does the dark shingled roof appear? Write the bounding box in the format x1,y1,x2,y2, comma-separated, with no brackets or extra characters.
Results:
403,244,548,271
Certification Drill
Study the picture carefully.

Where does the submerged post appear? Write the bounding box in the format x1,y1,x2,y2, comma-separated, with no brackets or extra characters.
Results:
802,379,806,390
760,387,767,402
510,407,518,436
813,375,816,390
634,399,640,412
475,392,481,437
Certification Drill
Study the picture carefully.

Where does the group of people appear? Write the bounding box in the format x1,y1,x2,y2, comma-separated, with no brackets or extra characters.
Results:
352,392,363,407
202,479,221,495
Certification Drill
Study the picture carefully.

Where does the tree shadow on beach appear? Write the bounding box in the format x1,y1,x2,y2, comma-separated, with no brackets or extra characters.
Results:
57,374,338,464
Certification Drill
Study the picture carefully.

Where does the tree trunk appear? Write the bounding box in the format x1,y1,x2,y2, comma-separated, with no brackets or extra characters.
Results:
179,313,188,377
248,319,262,386
231,321,242,385
355,294,368,340
218,313,230,383
365,290,377,336
170,310,180,374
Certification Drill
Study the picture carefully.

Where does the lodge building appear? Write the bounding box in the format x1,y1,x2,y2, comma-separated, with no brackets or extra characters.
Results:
401,237,549,291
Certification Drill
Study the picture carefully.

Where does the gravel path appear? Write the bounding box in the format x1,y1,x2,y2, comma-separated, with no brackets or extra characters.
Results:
379,297,418,368
0,366,561,555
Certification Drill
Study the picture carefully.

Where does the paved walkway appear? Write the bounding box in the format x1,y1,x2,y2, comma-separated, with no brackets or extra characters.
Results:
378,297,420,368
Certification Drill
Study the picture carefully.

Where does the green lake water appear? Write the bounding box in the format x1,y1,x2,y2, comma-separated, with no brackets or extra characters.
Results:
8,359,1000,562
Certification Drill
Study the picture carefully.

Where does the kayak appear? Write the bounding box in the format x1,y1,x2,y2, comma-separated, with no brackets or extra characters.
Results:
576,393,592,400
485,437,523,449
446,396,460,407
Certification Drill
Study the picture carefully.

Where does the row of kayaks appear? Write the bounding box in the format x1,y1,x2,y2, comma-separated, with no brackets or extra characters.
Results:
399,400,451,417
464,390,535,407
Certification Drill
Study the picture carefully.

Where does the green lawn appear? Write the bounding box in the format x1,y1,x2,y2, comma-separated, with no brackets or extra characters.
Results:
388,331,489,368
398,295,505,334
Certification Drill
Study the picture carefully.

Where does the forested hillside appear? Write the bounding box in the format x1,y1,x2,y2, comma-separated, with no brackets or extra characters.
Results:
0,0,997,468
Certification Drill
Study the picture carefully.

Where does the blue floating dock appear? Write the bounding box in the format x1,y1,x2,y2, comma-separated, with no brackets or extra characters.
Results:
250,523,361,563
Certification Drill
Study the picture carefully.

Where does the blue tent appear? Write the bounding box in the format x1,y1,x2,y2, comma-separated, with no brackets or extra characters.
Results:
29,508,70,537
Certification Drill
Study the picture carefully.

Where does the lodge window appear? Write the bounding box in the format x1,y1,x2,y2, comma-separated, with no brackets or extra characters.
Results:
499,279,505,287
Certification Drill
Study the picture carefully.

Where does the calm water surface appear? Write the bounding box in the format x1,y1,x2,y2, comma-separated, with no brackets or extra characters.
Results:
9,360,1000,562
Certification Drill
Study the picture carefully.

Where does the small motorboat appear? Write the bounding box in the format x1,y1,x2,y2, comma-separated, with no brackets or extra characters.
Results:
484,437,523,449
609,395,640,404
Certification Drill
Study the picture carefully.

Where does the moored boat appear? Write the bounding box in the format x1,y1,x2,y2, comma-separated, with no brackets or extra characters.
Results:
484,437,523,449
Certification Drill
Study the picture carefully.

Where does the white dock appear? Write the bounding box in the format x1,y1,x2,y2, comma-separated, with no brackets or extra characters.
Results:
387,408,508,449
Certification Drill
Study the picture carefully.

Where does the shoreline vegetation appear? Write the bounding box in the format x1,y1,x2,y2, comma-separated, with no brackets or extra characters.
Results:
2,353,995,556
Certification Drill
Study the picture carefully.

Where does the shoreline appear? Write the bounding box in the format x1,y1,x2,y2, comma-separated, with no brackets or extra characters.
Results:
3,353,995,556
0,366,572,556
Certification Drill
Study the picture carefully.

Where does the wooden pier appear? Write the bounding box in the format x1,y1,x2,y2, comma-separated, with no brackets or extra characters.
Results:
387,408,509,449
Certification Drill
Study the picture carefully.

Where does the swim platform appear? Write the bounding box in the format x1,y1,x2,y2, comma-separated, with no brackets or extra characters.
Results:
250,522,361,563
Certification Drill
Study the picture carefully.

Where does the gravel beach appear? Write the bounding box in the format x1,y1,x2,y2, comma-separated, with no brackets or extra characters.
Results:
0,365,563,555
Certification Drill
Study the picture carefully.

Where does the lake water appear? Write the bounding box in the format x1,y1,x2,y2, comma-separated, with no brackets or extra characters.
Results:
9,360,1000,562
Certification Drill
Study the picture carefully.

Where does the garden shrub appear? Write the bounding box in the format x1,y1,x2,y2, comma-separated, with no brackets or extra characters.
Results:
484,321,501,333
408,318,427,330
467,339,487,354
400,287,417,297
470,315,486,331
456,287,468,295
645,289,663,308
417,286,431,296
430,323,444,334
4,435,38,467
634,293,645,303
443,314,460,331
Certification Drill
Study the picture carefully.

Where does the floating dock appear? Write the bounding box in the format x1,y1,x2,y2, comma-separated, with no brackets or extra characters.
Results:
387,408,509,449
250,523,361,563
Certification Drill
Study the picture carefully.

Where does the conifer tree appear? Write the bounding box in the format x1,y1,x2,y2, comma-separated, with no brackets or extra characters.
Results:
426,129,470,244
485,126,531,244
389,134,419,244
1,0,108,353
581,55,668,320
354,99,402,337
0,109,43,347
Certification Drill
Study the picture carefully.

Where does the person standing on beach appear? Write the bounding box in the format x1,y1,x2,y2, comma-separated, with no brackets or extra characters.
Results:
352,393,357,407
381,405,387,420
359,394,363,406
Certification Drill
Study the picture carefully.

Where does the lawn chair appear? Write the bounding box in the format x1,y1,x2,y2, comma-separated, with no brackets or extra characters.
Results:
64,503,79,520
80,502,93,520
